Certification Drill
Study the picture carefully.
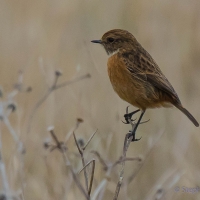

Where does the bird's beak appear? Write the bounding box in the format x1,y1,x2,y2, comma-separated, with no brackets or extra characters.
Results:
91,40,102,44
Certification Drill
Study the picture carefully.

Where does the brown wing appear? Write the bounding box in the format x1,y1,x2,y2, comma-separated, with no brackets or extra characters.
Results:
121,47,181,104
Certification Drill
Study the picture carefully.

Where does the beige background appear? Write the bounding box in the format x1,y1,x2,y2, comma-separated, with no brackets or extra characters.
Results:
0,0,200,199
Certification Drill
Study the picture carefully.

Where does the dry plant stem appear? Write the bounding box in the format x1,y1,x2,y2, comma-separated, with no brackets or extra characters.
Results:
91,179,108,200
64,118,84,144
73,130,97,195
78,159,96,196
61,150,90,200
91,151,108,170
54,73,90,90
3,116,24,152
2,111,19,143
90,151,110,200
113,114,136,200
113,134,132,200
0,123,13,200
91,147,140,199
49,129,89,200
49,130,63,149
83,130,97,151
88,160,95,196
112,157,141,167
26,73,90,135
73,132,89,192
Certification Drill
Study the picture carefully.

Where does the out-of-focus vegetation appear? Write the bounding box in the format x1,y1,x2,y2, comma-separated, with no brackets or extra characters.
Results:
0,0,199,199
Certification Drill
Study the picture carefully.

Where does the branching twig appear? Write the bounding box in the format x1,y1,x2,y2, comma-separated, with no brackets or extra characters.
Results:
113,108,139,200
73,129,97,196
54,73,91,90
0,122,12,200
113,134,132,200
78,159,96,196
112,156,141,167
83,130,97,151
47,127,89,200
91,151,108,171
73,132,89,192
91,145,141,200
88,160,95,196
64,118,84,144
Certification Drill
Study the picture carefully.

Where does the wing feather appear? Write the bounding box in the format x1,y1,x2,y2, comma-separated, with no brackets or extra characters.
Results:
121,47,180,103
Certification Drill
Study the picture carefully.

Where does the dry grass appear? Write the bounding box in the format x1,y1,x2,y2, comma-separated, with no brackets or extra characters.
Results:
0,0,200,199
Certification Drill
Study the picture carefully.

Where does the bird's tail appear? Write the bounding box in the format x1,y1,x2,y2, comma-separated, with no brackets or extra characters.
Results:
175,104,199,127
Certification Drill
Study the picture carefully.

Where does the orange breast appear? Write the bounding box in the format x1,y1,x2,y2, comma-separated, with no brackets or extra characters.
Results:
107,54,173,110
107,54,143,108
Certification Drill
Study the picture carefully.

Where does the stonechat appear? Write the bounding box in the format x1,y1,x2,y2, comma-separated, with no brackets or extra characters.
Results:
91,29,199,139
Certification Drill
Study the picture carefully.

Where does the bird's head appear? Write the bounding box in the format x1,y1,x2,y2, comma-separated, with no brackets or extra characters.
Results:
91,29,137,55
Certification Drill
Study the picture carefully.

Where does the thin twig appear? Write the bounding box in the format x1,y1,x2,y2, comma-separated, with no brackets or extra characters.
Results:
73,129,97,196
113,134,132,200
48,128,89,200
0,122,12,200
64,118,84,144
49,129,63,150
88,159,95,196
78,159,95,196
83,129,98,151
112,156,141,167
91,179,108,200
73,132,89,192
3,117,20,144
113,108,138,200
73,132,83,155
91,151,108,171
78,159,95,174
62,150,89,200
54,73,91,90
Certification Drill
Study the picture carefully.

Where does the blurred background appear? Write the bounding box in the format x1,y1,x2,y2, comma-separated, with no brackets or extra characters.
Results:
0,0,200,199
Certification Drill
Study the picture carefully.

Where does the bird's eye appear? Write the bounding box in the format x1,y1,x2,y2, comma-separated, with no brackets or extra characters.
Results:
107,37,115,43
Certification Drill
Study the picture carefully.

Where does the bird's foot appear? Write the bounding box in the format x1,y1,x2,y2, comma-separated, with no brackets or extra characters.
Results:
122,107,140,124
127,130,142,142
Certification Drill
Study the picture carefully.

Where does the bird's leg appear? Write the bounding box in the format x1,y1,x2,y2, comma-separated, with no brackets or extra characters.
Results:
129,110,146,142
123,107,140,124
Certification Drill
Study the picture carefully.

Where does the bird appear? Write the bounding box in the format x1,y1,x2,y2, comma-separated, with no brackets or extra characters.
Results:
91,29,199,140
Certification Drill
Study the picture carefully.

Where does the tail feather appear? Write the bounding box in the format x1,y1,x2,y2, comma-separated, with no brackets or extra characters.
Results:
175,105,199,127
